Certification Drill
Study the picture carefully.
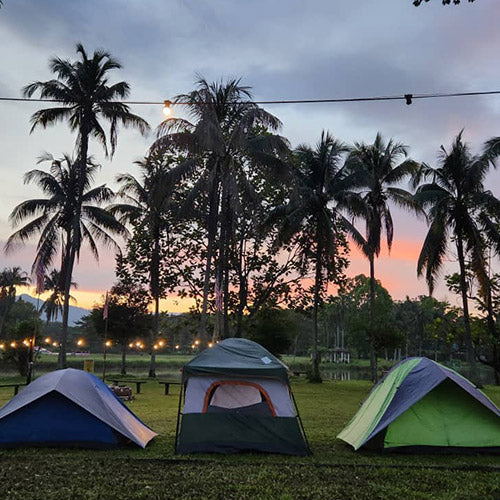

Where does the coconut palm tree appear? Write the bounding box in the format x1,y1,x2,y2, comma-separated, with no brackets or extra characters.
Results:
414,132,500,367
5,155,127,367
269,131,366,381
39,269,78,323
111,149,192,377
346,133,421,381
23,43,149,367
153,77,288,340
0,267,30,336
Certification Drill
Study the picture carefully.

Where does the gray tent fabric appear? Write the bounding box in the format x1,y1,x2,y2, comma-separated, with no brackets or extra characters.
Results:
0,368,157,448
176,339,310,455
183,338,290,382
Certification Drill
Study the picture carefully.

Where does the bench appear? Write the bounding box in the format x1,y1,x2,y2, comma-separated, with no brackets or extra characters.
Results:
292,371,308,377
109,379,147,394
158,381,181,395
0,383,26,395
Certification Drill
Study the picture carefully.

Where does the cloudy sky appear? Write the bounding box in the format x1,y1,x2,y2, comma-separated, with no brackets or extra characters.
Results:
1,0,499,310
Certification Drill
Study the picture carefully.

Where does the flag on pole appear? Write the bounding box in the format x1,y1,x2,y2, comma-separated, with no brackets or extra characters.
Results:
103,291,109,320
214,280,223,311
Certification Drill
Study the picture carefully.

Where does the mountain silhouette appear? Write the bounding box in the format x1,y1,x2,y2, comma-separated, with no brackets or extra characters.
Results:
18,294,90,326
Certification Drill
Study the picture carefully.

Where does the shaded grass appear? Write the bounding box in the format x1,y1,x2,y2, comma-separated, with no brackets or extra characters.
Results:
0,379,499,499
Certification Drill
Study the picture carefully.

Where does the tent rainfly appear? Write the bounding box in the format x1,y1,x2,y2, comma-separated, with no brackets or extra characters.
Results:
175,338,310,455
338,357,500,452
0,368,157,448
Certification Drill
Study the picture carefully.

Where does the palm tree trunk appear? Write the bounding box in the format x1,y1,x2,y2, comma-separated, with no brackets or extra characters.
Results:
0,294,17,338
311,240,323,383
235,278,247,337
235,228,246,338
222,190,232,339
213,231,225,341
58,233,76,369
149,235,160,378
222,258,230,338
199,180,219,342
58,116,90,369
455,236,475,368
149,295,159,378
0,309,7,338
213,177,230,341
58,244,76,369
478,271,500,385
121,343,127,375
369,253,378,383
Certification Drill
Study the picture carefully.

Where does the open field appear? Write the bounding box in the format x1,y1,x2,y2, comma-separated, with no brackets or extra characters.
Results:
0,379,499,499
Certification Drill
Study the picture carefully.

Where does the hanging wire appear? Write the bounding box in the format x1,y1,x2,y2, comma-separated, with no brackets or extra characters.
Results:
0,89,500,106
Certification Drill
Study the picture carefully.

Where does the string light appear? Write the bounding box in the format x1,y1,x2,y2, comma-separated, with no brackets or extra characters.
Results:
1,88,500,110
162,99,172,117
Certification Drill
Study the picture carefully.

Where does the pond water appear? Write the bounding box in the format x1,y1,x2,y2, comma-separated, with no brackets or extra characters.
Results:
320,365,498,385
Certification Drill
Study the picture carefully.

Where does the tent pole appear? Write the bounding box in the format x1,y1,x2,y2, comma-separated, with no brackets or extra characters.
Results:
290,386,312,455
174,380,184,454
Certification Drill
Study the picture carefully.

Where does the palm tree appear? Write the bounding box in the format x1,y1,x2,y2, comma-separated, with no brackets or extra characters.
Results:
153,77,288,340
23,43,149,367
40,269,78,323
0,267,30,336
269,131,365,381
346,133,421,381
111,149,191,377
414,132,500,368
5,155,127,367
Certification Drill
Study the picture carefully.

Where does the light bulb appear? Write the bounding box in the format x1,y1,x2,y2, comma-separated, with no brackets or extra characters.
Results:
163,100,172,117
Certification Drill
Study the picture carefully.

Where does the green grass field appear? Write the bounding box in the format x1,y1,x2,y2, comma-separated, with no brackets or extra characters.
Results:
0,379,499,499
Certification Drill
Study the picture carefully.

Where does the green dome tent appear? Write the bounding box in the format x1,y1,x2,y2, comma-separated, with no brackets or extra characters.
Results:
338,357,500,452
175,338,310,455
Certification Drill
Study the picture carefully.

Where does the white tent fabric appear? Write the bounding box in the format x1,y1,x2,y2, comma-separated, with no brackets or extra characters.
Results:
183,376,295,417
0,368,156,448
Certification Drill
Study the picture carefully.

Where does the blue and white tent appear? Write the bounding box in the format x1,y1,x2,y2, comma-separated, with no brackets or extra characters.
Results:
0,368,157,448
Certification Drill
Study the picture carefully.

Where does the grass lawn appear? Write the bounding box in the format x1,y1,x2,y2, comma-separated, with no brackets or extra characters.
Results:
0,379,499,499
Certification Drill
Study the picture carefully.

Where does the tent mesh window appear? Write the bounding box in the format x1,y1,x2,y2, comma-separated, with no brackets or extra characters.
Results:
203,381,276,417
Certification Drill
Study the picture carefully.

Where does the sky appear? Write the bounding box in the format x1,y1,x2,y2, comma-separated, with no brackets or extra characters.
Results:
1,0,500,311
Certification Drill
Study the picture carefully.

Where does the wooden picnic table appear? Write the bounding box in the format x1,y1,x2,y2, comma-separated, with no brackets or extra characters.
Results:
109,379,147,394
0,383,26,395
158,380,181,395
